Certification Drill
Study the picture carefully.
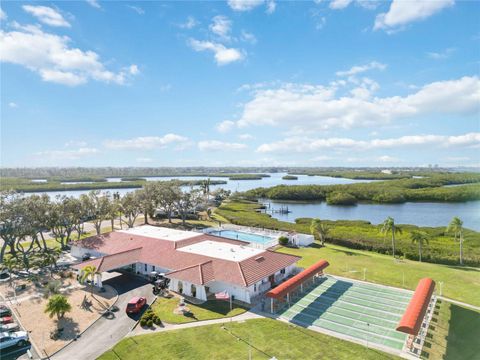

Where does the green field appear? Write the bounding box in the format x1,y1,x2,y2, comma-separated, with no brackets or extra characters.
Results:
277,243,480,307
98,318,396,360
422,300,480,360
152,297,247,324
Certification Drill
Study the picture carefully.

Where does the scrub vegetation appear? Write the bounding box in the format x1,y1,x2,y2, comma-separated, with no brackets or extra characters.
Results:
216,201,480,266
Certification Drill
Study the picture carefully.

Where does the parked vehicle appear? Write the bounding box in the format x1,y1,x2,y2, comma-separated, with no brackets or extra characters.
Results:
82,253,91,261
0,316,13,325
0,323,20,332
126,297,146,314
0,305,11,317
0,331,29,349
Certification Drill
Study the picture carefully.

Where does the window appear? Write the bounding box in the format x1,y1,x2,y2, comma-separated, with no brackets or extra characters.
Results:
280,268,286,274
144,264,147,272
254,284,257,292
152,265,155,271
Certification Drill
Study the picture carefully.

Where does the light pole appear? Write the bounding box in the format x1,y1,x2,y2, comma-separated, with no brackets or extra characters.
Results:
439,281,444,297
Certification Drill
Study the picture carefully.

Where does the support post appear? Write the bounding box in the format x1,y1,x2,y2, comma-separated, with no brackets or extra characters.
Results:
271,298,274,313
287,293,290,307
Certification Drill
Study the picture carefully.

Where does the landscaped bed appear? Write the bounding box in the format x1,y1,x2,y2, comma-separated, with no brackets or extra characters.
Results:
151,295,247,324
0,275,116,355
98,318,396,360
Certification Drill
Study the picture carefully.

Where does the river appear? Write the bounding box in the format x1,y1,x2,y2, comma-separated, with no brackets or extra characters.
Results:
263,199,480,231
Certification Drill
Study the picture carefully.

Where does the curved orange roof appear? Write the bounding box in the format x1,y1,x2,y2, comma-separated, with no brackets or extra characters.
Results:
266,259,329,299
396,278,435,336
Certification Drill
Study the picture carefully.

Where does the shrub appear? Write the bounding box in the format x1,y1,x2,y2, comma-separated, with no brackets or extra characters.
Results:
278,236,289,246
140,318,147,327
326,192,357,205
147,319,153,327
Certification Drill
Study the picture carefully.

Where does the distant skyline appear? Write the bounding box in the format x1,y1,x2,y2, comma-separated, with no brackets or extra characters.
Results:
1,0,479,168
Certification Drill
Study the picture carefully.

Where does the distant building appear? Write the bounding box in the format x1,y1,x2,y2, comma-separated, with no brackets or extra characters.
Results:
72,225,300,303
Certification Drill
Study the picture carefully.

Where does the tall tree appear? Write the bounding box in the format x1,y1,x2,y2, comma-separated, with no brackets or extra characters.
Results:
80,265,99,296
120,191,143,228
447,217,465,265
81,191,112,235
48,196,80,249
310,218,330,246
174,188,202,227
410,231,429,262
0,191,28,262
137,182,160,225
380,217,402,259
157,182,180,223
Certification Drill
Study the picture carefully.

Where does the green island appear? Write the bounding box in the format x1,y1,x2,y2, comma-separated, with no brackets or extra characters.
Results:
244,173,480,204
282,175,298,180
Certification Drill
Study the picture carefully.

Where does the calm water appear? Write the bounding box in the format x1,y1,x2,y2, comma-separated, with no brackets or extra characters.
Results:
264,200,480,231
32,173,375,198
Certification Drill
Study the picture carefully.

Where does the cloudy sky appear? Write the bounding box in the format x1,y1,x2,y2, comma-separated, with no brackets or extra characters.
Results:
1,0,479,167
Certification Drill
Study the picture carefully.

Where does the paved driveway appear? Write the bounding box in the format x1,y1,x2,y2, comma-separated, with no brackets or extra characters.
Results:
51,272,153,360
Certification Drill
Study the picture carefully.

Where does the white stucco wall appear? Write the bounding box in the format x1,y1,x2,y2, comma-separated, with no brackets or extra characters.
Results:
206,280,251,303
291,234,314,247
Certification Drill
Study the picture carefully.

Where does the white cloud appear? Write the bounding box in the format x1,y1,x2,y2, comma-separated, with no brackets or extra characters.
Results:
188,39,244,65
427,47,455,60
8,102,18,108
216,120,236,133
378,155,400,163
227,0,264,11
0,25,138,86
374,0,454,32
35,147,99,160
22,5,70,28
126,5,144,15
266,0,276,14
65,140,87,147
198,140,247,151
178,16,198,29
256,133,480,153
0,8,7,20
336,61,386,77
238,133,254,140
129,64,139,75
240,30,257,44
210,15,232,40
86,0,101,9
104,134,189,150
232,76,479,132
329,0,353,10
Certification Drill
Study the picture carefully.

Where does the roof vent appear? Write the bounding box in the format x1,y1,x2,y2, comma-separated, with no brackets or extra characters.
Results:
255,256,265,262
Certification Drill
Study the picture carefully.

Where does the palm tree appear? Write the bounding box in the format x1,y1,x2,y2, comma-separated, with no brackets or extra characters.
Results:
45,294,72,328
310,218,330,246
80,265,99,296
447,217,465,265
410,231,429,262
380,217,402,259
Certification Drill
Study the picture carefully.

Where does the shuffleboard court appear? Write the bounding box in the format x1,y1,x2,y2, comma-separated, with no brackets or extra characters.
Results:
277,276,412,351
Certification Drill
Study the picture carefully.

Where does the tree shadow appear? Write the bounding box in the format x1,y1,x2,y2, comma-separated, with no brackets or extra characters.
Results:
444,304,480,360
57,317,81,341
445,265,480,273
329,247,369,257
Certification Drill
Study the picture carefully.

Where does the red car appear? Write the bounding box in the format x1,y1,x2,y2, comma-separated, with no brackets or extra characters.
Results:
126,297,146,314
0,316,13,325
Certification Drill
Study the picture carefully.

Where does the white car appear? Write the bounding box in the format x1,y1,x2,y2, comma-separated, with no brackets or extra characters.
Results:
0,323,20,332
0,331,29,349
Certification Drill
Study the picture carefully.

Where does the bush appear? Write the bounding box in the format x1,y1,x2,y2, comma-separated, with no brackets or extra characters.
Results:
147,319,153,327
278,236,289,246
326,192,357,205
140,318,147,327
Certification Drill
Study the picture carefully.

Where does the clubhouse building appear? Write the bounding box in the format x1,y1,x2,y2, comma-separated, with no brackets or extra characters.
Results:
72,225,300,303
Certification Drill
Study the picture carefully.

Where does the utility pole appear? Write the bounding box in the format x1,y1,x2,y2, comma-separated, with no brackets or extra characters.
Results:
439,281,444,296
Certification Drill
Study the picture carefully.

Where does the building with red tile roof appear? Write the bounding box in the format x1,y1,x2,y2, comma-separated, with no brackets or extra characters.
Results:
71,225,300,303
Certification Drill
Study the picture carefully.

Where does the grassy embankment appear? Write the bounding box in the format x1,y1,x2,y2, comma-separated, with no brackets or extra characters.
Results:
216,201,480,305
245,173,480,204
98,318,396,360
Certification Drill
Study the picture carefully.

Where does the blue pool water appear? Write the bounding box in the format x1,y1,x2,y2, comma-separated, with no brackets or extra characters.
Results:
210,230,275,244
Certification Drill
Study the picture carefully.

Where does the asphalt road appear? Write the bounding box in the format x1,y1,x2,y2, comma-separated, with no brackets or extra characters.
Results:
51,272,154,360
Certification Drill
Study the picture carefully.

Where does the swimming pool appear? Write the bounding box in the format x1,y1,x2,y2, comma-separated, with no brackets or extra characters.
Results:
210,230,276,245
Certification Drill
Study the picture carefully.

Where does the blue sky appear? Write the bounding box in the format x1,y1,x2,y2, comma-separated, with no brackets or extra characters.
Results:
1,0,479,167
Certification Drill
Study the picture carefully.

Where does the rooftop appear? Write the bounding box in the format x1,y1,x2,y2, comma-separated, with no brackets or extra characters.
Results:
118,225,201,242
177,240,265,262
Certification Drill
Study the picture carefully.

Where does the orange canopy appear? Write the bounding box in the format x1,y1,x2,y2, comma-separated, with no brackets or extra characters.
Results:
396,278,435,336
266,259,329,299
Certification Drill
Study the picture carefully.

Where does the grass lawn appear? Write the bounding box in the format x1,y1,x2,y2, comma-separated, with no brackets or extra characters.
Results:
277,243,480,307
422,300,480,360
151,296,247,324
98,318,397,360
